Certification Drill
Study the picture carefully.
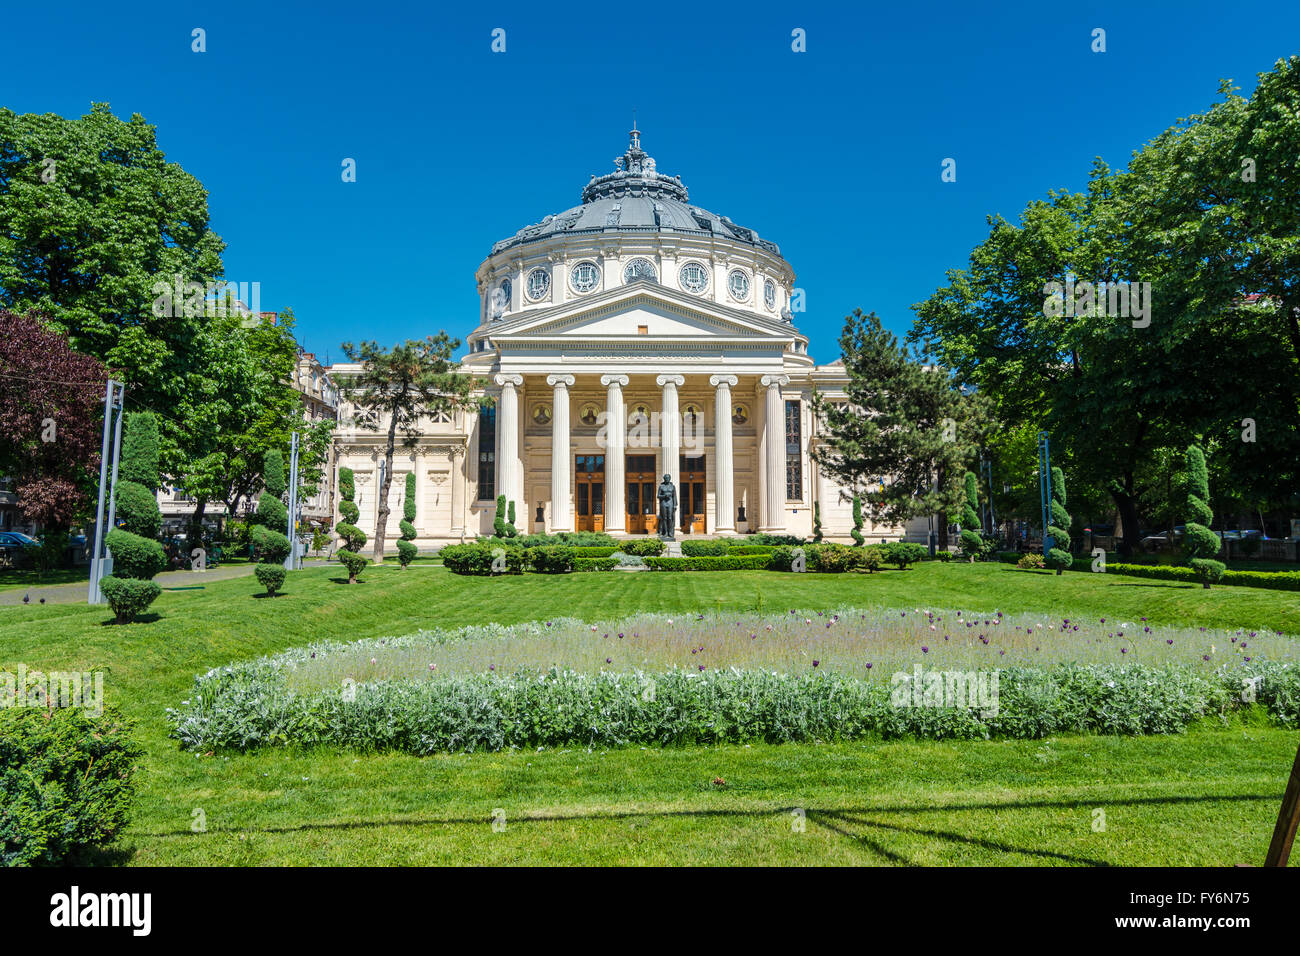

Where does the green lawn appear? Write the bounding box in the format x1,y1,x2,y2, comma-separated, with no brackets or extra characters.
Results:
2,561,1297,865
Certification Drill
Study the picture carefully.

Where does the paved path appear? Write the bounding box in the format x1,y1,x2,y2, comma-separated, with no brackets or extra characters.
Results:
0,559,335,607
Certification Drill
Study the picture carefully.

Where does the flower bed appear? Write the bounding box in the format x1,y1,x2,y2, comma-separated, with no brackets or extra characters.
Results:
170,608,1300,754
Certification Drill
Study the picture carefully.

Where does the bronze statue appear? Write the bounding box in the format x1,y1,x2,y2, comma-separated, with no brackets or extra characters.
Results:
656,473,677,540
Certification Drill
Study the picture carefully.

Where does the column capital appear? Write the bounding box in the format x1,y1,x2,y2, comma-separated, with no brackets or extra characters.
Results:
494,373,523,388
709,374,738,388
600,374,629,388
546,373,575,388
656,373,685,388
760,374,790,389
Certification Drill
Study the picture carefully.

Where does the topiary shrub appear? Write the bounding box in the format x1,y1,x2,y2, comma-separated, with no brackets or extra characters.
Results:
850,494,865,546
252,526,292,564
338,550,368,583
254,563,287,596
882,541,927,569
620,538,665,557
812,502,823,542
99,576,162,625
681,540,730,557
113,480,162,539
0,706,143,866
263,449,286,499
529,545,575,574
119,412,160,490
398,473,418,568
1045,466,1072,574
104,528,166,581
256,492,288,531
507,500,517,536
958,471,982,561
1182,444,1224,588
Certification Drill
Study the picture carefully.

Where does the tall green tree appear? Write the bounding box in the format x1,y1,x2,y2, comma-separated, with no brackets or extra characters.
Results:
813,309,989,546
1182,445,1225,588
0,103,225,429
339,334,478,560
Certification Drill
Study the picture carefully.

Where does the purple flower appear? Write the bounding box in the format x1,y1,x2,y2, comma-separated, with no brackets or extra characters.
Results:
922,646,929,653
606,658,612,664
865,663,873,669
698,664,705,671
1167,639,1174,645
812,660,820,667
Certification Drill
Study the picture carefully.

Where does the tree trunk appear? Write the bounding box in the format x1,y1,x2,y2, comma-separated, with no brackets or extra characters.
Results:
1109,481,1142,559
372,416,400,562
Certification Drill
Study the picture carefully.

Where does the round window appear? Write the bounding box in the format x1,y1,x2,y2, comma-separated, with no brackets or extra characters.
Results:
623,258,658,283
526,268,550,301
571,261,600,293
764,279,776,310
727,269,750,302
679,262,709,294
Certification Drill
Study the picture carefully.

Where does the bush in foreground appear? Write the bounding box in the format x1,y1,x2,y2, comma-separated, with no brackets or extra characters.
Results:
1,706,143,865
98,576,162,625
254,563,287,596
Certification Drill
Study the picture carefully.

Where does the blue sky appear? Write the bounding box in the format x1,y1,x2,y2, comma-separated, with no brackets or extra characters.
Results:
5,1,1298,361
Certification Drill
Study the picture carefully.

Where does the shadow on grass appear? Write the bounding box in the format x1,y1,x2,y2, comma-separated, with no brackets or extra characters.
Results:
1108,582,1196,589
128,790,1277,867
98,613,162,626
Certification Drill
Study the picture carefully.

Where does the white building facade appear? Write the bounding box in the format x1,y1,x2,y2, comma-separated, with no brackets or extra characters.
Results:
329,131,916,546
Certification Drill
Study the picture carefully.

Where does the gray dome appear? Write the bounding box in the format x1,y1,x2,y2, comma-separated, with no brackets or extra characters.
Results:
489,128,781,258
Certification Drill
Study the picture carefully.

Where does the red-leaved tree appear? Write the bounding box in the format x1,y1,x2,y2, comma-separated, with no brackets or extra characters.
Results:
0,310,109,528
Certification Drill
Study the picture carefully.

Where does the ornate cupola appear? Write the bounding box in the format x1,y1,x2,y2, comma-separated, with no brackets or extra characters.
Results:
581,124,690,204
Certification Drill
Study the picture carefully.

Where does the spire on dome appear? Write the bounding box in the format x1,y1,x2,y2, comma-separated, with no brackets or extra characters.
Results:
580,127,689,203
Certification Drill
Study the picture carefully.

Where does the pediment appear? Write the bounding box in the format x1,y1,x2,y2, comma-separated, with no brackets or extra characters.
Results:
489,284,790,342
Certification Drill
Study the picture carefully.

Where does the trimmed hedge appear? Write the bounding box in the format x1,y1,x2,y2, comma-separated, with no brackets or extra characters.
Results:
440,543,525,575
113,480,162,539
574,557,619,572
530,546,575,574
571,546,619,558
254,563,287,596
644,555,774,571
619,539,665,557
98,576,162,625
1,706,143,865
104,529,166,581
681,540,730,557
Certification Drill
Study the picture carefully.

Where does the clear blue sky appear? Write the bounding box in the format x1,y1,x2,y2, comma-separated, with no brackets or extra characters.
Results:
6,0,1297,362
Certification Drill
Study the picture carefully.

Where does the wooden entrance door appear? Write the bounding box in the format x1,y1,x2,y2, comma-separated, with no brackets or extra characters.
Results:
625,454,657,534
575,454,605,532
679,454,706,534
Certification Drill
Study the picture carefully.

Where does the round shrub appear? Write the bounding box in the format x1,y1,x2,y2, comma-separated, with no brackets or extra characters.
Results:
336,522,367,552
0,706,143,865
338,550,368,583
113,480,162,539
99,575,162,625
1190,558,1226,588
858,547,883,572
398,518,417,540
338,466,355,502
256,491,287,530
396,539,418,567
441,542,524,575
529,545,575,573
882,541,927,568
252,526,292,564
255,563,287,596
339,499,360,524
620,539,665,557
105,528,166,581
1017,552,1046,570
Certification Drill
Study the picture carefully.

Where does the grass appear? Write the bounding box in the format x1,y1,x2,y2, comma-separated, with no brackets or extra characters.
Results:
2,561,1298,865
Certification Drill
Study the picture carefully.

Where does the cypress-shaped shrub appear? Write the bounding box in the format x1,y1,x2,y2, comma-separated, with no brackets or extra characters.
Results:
850,495,864,546
113,480,162,539
1045,466,1072,574
334,466,367,583
1182,445,1224,588
119,412,160,490
263,449,286,498
397,473,418,568
812,501,823,542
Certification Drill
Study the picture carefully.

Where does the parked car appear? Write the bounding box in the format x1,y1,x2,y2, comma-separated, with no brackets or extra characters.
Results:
0,531,38,568
1139,526,1185,552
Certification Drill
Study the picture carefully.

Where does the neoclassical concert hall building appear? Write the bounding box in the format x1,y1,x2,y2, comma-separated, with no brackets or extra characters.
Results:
328,130,918,545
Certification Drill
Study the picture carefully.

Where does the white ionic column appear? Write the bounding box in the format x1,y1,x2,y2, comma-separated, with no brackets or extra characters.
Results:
493,373,522,516
547,373,575,532
760,374,789,532
657,374,684,503
601,374,628,533
450,444,466,539
710,374,737,534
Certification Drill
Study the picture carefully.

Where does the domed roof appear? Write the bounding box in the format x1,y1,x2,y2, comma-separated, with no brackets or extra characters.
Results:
489,127,782,258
